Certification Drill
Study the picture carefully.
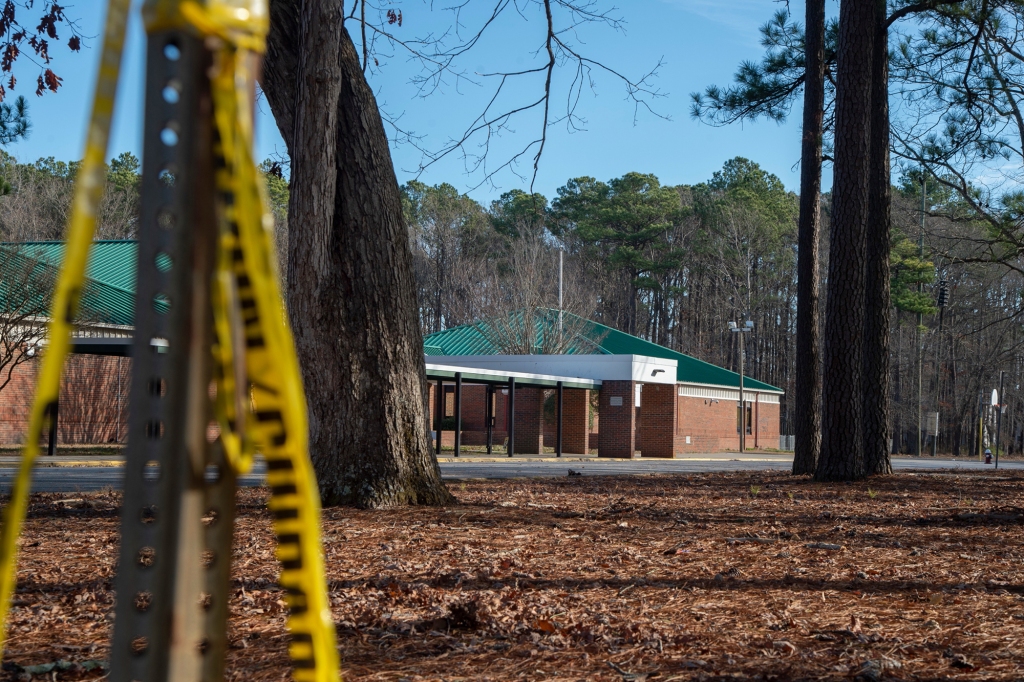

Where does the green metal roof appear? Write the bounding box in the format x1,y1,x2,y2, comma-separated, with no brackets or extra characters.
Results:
423,309,783,393
0,240,139,326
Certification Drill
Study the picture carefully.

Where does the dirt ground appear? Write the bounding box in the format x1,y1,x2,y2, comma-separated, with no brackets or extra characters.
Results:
3,471,1024,680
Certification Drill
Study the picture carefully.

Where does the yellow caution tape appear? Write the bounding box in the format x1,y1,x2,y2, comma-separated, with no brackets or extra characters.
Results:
180,2,341,680
0,0,131,653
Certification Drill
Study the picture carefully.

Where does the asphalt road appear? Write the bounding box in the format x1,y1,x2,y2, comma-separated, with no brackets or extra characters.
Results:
0,455,1019,493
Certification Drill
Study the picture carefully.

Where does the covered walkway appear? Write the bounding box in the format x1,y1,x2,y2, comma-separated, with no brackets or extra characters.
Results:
425,361,600,458
425,354,680,459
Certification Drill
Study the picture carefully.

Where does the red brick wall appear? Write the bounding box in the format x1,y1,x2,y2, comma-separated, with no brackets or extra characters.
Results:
0,355,131,445
458,385,488,431
672,390,781,454
634,405,642,451
674,394,740,453
752,399,781,449
639,383,676,458
512,387,544,454
427,382,438,428
0,360,37,444
598,380,636,458
561,388,590,454
539,388,590,454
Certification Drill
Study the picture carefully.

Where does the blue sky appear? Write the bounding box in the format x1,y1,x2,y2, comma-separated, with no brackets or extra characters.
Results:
8,0,832,203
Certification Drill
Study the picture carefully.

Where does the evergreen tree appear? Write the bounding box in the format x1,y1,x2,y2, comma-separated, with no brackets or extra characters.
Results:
0,96,29,147
551,172,685,336
490,189,548,240
692,8,832,475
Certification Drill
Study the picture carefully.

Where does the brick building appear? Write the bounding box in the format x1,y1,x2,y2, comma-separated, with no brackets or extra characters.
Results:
0,354,130,445
424,314,783,457
1,241,783,455
0,241,135,445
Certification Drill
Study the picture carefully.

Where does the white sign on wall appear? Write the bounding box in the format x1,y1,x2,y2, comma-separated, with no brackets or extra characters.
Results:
609,396,623,406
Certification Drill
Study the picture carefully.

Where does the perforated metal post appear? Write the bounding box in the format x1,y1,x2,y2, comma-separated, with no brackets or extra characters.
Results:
109,31,235,682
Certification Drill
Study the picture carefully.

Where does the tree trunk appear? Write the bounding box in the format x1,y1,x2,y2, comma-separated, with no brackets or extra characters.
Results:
262,0,454,507
792,0,825,476
815,0,875,481
862,0,893,475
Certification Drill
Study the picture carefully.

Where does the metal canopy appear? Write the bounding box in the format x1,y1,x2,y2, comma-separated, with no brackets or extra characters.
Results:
70,336,133,357
423,308,785,394
425,362,600,391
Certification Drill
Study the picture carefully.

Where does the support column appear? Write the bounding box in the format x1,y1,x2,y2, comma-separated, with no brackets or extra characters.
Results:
434,379,443,455
556,381,563,457
562,389,590,455
454,372,462,457
486,385,494,454
754,394,760,449
507,377,515,457
639,383,677,458
47,394,58,456
513,387,545,454
599,381,636,458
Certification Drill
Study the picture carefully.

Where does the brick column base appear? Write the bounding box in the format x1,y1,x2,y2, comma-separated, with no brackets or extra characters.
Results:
639,383,676,458
561,388,590,454
598,381,636,458
513,387,545,454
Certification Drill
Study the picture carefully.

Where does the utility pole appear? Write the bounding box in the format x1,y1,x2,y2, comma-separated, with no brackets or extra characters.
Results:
977,388,985,461
933,279,948,457
729,320,754,452
917,173,925,458
558,248,563,350
996,371,1005,469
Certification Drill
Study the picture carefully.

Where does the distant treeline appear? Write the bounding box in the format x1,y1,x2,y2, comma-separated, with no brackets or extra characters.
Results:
402,157,1023,456
0,152,1017,455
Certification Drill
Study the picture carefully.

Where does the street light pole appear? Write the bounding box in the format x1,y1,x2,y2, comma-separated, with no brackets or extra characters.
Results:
729,320,754,452
558,248,563,350
917,172,926,458
997,371,1005,469
977,389,985,461
933,279,948,457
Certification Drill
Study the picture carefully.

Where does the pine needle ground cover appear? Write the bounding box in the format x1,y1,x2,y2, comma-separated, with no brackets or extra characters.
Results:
3,471,1024,680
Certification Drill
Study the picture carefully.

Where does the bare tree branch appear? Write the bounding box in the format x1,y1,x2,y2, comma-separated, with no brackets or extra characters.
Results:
343,0,666,190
